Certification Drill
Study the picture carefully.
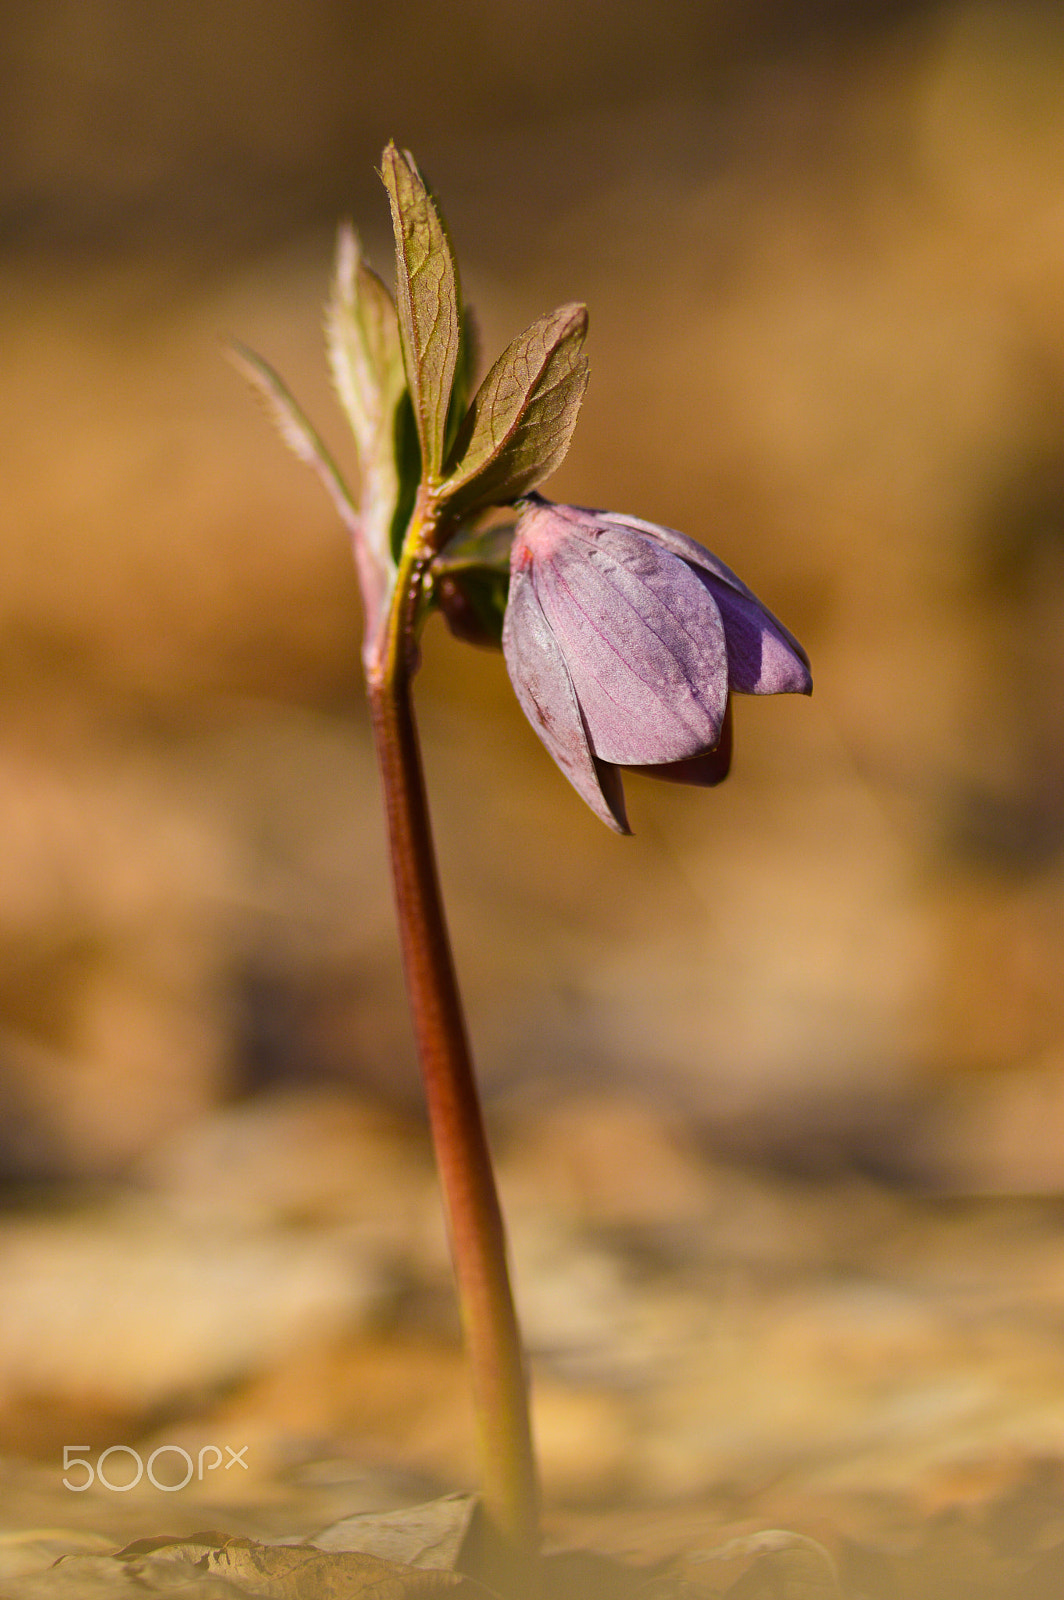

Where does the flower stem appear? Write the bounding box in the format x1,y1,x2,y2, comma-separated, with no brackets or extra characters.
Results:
364,504,540,1557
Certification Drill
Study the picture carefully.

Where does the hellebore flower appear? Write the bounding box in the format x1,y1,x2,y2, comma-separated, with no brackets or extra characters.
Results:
502,497,812,833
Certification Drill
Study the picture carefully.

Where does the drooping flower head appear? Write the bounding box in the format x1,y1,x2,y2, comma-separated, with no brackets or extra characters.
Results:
238,146,811,839
502,497,811,832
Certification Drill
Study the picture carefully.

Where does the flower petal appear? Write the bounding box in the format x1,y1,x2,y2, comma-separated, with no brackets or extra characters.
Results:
628,698,733,787
503,564,630,832
701,575,812,694
598,511,812,696
521,505,729,766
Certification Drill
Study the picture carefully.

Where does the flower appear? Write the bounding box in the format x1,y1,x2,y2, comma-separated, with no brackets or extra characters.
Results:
501,497,811,832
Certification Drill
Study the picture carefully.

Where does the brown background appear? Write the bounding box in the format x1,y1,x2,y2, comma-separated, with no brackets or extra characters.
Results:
3,0,1064,1551
5,0,1064,1181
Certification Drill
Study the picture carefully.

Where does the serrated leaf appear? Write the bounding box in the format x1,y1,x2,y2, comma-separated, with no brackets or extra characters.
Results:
381,143,461,481
230,342,361,542
440,304,588,516
324,223,406,582
326,223,406,470
231,341,393,641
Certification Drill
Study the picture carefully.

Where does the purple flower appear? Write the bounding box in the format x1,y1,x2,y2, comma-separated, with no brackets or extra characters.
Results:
502,497,812,832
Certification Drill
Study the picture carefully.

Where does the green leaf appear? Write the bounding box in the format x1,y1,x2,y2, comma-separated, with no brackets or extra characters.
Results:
433,565,510,648
389,389,423,562
381,143,461,481
324,223,407,579
432,521,514,576
443,307,480,464
428,525,514,648
440,303,588,516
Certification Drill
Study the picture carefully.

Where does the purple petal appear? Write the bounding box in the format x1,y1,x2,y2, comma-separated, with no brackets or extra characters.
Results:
503,565,630,832
628,698,733,787
700,576,812,694
590,510,812,696
522,505,729,766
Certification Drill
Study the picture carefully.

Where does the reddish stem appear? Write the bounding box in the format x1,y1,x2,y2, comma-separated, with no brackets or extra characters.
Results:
365,537,539,1556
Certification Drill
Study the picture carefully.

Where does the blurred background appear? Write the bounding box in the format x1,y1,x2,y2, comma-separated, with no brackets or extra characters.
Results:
4,0,1064,1549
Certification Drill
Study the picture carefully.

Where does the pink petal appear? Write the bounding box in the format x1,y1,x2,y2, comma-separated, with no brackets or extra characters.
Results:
503,566,630,832
523,508,728,765
595,510,811,696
